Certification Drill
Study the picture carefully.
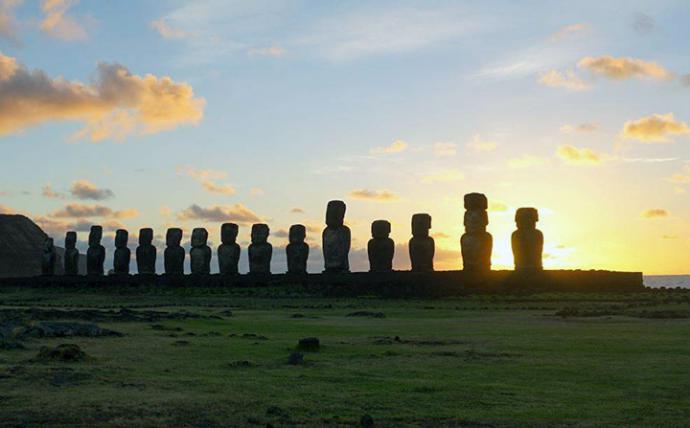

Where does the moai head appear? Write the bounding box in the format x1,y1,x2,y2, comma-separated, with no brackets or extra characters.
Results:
326,200,346,227
221,223,239,244
251,223,270,244
44,237,54,251
464,193,488,210
166,228,183,247
515,207,539,230
115,229,128,248
411,213,432,237
464,210,488,233
371,220,391,239
65,231,77,249
139,228,153,246
191,228,208,248
88,225,103,246
289,224,306,244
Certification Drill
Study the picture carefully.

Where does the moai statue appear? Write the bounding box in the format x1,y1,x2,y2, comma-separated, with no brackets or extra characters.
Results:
461,193,493,272
218,223,240,275
41,237,56,275
112,229,130,275
248,223,272,273
409,213,434,272
286,224,309,274
190,227,212,274
164,228,185,274
322,200,350,273
368,220,394,272
512,207,544,271
86,225,105,275
136,228,156,274
64,231,80,275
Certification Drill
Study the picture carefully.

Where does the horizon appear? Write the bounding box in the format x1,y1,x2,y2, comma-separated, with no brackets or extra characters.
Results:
2,1,690,275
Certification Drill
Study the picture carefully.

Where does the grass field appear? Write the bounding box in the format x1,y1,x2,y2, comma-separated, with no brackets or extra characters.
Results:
1,286,690,427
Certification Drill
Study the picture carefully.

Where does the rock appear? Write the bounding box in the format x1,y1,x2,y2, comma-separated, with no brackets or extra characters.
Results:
360,414,374,427
461,193,492,272
248,224,272,273
511,207,543,271
296,337,320,352
286,224,309,274
35,344,87,362
86,225,105,275
218,223,241,275
164,228,185,274
368,220,394,272
41,237,56,275
287,351,304,365
409,214,434,272
322,200,351,273
190,228,212,274
136,228,156,274
64,231,80,275
113,229,130,275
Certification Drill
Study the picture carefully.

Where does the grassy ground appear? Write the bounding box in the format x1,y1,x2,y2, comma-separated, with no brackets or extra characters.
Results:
1,286,690,427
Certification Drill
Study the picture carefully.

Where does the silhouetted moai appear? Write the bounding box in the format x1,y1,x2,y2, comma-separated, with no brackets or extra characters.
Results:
218,223,240,275
409,213,434,272
249,223,272,273
64,231,80,275
136,228,156,274
322,200,350,273
190,227,212,274
41,237,56,275
368,220,394,272
461,193,492,272
512,207,543,271
112,229,130,275
286,224,308,274
86,225,105,275
164,228,185,274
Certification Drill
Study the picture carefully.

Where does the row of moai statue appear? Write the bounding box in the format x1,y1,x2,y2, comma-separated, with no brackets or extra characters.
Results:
41,194,543,275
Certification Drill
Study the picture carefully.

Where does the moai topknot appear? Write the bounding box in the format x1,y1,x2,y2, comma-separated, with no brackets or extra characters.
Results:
409,214,434,272
164,228,185,274
136,228,156,274
190,227,212,274
113,229,130,275
512,207,543,271
322,200,351,273
86,225,105,275
64,231,80,275
368,220,394,272
461,193,492,272
218,223,240,275
41,237,56,275
249,223,272,273
286,224,309,274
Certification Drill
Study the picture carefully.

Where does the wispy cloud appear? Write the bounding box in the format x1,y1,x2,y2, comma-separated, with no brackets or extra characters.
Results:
51,203,138,219
556,144,603,165
348,189,399,202
41,184,64,199
421,169,464,183
177,203,262,224
641,208,668,219
0,0,21,44
621,113,690,143
538,69,590,91
578,56,673,80
560,123,598,133
70,180,114,200
151,19,189,40
177,166,235,196
549,23,588,42
508,155,548,168
466,134,497,152
40,0,88,41
370,139,407,155
247,45,285,58
433,142,457,157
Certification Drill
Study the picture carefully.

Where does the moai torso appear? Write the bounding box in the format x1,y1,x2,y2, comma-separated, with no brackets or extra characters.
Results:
249,223,272,273
64,231,80,275
113,229,131,275
41,238,56,275
136,228,156,274
86,225,105,275
409,213,434,272
164,228,185,274
190,228,212,274
368,220,394,272
512,208,544,271
218,223,240,275
286,224,309,274
461,193,492,272
322,200,351,273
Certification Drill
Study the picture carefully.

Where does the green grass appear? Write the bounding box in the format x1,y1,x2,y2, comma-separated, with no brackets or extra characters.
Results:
1,287,690,427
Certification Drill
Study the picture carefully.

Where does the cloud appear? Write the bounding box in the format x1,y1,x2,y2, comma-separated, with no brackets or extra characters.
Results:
623,157,677,163
290,207,305,214
151,19,189,40
34,215,125,237
51,203,138,219
556,144,603,165
0,0,21,43
466,134,497,152
177,166,235,195
41,184,64,199
176,204,262,225
621,113,690,143
70,180,114,200
641,209,668,219
578,56,673,81
538,70,590,91
348,189,399,202
433,142,457,157
508,155,548,168
0,203,13,213
421,169,464,183
669,166,690,184
40,0,88,41
682,75,690,87
248,46,286,58
549,23,587,42
201,181,236,196
250,187,264,196
489,201,508,212
370,139,407,155
0,53,205,141
560,123,599,133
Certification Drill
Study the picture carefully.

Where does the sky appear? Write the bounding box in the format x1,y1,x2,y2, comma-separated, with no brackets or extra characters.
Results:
1,0,690,274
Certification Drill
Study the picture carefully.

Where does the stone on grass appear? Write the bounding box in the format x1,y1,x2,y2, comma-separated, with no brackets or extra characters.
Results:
296,337,320,352
36,344,87,362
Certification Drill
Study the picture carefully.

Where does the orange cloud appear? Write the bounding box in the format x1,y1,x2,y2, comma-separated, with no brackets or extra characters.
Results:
641,209,669,219
466,134,497,152
622,113,690,143
370,139,407,155
538,70,590,91
560,123,599,133
348,189,399,201
177,204,262,224
578,56,673,80
556,144,603,165
40,0,88,41
0,0,21,43
41,184,65,199
177,166,235,195
201,181,236,196
51,204,138,219
0,53,205,141
549,23,588,42
150,19,189,40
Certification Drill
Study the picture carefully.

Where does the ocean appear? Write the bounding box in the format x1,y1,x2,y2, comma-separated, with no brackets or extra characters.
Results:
644,275,690,289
